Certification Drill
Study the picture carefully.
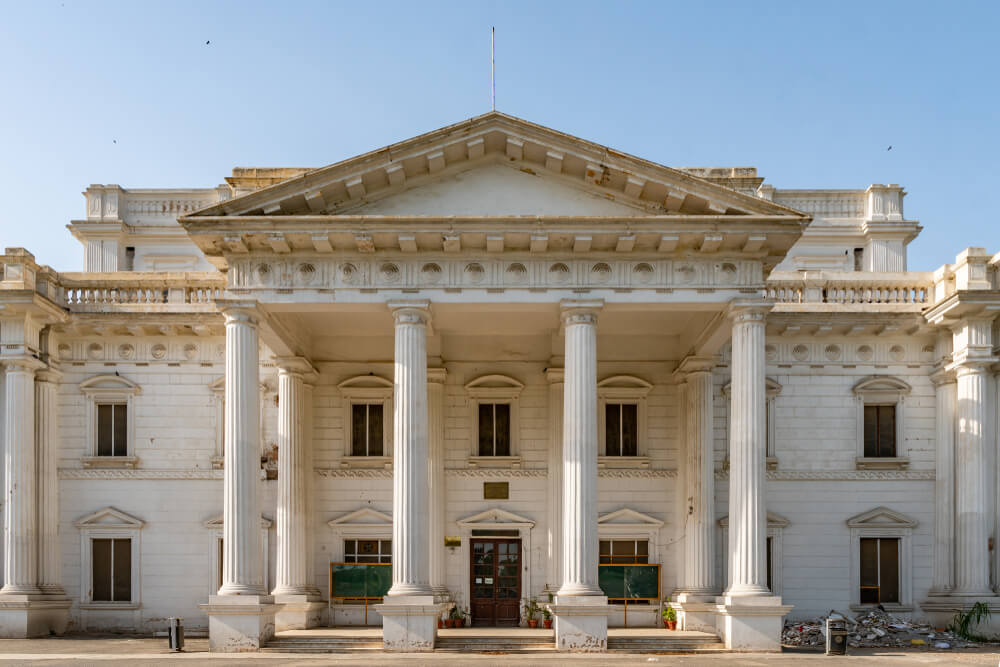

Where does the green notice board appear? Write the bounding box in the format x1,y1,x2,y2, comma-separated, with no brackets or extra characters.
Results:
330,563,392,599
598,565,660,600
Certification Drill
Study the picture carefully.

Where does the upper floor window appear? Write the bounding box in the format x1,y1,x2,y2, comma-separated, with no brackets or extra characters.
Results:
597,376,652,460
466,375,523,463
338,375,393,463
80,375,141,468
852,376,911,469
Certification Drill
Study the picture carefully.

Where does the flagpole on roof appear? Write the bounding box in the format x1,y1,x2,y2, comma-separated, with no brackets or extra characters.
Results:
491,26,496,111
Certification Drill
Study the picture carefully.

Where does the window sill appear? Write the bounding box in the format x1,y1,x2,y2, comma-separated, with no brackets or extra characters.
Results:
855,457,909,470
340,456,392,470
79,602,141,611
468,456,522,469
598,456,650,469
850,603,913,614
210,456,224,470
82,456,138,469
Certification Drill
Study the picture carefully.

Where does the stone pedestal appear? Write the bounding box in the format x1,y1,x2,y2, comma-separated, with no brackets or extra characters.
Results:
672,593,717,634
0,595,72,638
551,596,611,652
375,596,441,652
715,595,793,652
202,595,278,652
273,595,327,632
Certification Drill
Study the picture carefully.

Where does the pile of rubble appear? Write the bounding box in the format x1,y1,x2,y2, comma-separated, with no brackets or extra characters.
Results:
782,608,982,650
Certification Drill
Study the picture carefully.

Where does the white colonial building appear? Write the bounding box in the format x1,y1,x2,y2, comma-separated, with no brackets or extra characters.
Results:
0,113,998,651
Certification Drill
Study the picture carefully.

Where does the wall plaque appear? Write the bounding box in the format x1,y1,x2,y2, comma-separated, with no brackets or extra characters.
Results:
483,481,509,499
444,536,462,548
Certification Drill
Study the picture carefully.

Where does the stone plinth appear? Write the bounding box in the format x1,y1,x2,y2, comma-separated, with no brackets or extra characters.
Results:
550,595,610,651
202,595,278,652
672,593,717,633
715,595,792,651
374,596,441,652
274,595,326,632
0,595,72,638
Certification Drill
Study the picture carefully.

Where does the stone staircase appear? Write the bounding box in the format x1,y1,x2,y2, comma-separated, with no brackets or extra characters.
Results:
435,634,557,653
262,635,383,653
607,633,727,653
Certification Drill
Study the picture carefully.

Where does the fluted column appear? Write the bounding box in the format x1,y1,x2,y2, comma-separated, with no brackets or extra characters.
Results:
952,362,992,595
558,301,603,597
929,369,956,595
218,307,264,596
546,368,564,591
36,368,65,596
273,358,313,597
725,304,770,598
387,302,432,598
679,363,716,595
427,368,447,598
1,357,44,595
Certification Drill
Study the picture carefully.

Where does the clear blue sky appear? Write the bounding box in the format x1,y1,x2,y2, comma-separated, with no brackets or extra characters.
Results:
1,1,997,271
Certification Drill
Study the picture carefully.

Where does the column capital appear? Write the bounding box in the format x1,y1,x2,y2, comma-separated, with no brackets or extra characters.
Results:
218,301,260,327
676,356,716,378
387,300,431,326
951,360,994,377
274,356,318,382
427,367,447,384
545,367,564,384
727,300,772,324
929,367,957,387
560,299,603,326
0,356,46,373
35,366,63,384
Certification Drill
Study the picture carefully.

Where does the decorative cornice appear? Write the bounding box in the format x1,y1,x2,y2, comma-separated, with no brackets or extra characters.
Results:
447,468,547,479
315,468,393,479
59,468,223,480
599,469,677,479
715,469,934,481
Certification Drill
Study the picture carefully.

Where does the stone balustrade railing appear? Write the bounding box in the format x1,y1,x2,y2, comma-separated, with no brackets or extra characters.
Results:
767,271,935,310
58,273,225,311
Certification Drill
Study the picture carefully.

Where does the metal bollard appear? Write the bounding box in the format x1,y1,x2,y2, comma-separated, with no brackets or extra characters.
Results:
167,617,184,652
825,614,848,655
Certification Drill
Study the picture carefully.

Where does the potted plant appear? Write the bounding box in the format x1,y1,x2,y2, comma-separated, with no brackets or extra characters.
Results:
448,605,463,628
526,598,540,629
662,598,677,630
542,605,552,629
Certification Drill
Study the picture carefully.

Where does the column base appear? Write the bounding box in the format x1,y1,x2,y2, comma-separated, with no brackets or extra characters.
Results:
714,594,793,652
273,594,326,631
201,595,278,652
373,596,443,652
550,595,610,652
672,593,718,633
921,596,1000,637
0,594,72,638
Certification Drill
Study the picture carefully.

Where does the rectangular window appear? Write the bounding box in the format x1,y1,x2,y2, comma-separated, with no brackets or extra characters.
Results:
477,403,511,456
351,403,384,456
96,404,127,457
863,405,896,457
859,537,900,604
605,403,638,456
92,538,131,602
343,539,392,564
599,539,649,565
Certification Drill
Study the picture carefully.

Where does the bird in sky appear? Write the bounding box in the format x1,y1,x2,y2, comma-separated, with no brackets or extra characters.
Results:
887,145,892,151
206,40,211,45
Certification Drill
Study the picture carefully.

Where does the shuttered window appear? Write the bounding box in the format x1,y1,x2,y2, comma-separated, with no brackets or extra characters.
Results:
605,403,638,456
96,404,128,456
477,403,511,456
351,404,384,456
859,537,899,604
863,405,896,457
92,538,131,602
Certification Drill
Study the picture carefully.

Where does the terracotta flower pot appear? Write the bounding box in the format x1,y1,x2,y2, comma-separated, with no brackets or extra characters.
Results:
543,619,552,629
528,619,539,629
666,620,677,630
438,619,444,629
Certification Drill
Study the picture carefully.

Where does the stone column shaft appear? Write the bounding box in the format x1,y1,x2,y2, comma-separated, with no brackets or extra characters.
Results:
273,363,311,596
36,370,64,596
681,368,716,594
427,369,447,597
1,358,43,595
930,372,956,595
387,303,432,597
725,306,770,597
219,308,264,596
546,369,564,591
952,364,992,595
558,304,602,597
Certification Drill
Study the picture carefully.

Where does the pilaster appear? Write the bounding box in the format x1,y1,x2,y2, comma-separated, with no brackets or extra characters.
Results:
928,366,956,596
545,366,564,593
427,367,448,600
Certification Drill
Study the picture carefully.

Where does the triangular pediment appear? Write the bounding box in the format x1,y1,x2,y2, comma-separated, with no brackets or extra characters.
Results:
327,508,393,528
458,507,536,528
203,514,273,529
186,112,807,221
598,508,664,527
75,506,145,529
847,506,917,528
718,511,790,528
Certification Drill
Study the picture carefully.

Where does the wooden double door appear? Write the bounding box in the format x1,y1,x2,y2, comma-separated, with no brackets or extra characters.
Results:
470,538,521,626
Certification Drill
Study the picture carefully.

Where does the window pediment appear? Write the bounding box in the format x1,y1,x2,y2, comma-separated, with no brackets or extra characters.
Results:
847,506,917,529
327,508,393,529
338,375,393,391
203,514,273,530
457,508,535,529
598,507,664,528
209,376,225,394
852,376,911,398
718,511,790,529
75,506,145,530
465,374,524,398
597,375,653,399
722,377,782,397
79,374,141,397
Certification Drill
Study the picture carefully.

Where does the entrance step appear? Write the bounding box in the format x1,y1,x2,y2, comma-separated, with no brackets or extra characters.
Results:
435,634,556,653
607,634,727,654
262,637,383,653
